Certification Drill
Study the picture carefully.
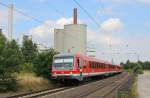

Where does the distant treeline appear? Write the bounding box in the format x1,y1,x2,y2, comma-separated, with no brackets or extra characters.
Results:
121,60,150,70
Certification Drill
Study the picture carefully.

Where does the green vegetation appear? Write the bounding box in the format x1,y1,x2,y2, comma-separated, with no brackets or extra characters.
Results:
0,30,57,92
0,31,23,92
21,37,38,63
119,60,147,98
33,49,57,78
120,60,150,74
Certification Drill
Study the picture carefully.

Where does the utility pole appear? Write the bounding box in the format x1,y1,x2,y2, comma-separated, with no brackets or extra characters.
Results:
8,0,13,41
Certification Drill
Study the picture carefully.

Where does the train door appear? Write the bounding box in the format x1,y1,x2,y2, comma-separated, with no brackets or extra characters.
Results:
77,58,82,76
82,60,87,73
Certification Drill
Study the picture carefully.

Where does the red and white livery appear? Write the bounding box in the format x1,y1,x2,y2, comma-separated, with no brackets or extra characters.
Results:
51,53,122,81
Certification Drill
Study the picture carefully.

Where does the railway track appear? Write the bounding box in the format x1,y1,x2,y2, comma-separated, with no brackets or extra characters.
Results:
5,73,126,98
75,72,129,98
39,72,128,98
6,87,69,98
83,73,129,98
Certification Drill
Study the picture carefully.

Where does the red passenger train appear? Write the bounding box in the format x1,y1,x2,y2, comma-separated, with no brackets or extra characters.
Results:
51,53,122,81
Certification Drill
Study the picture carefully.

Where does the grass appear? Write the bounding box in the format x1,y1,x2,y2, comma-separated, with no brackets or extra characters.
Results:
17,72,55,92
0,72,56,97
131,76,138,98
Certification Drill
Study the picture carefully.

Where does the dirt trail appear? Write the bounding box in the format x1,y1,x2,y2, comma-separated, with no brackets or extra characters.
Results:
138,71,150,98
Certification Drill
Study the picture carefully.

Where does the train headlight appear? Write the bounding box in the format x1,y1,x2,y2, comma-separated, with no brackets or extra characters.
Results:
53,72,56,74
70,72,73,74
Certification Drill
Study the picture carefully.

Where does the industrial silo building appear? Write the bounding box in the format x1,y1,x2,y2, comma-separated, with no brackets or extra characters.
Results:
54,8,87,55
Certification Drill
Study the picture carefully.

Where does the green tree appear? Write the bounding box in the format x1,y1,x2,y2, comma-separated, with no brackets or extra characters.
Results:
0,31,23,91
123,59,130,69
33,48,57,78
21,38,38,62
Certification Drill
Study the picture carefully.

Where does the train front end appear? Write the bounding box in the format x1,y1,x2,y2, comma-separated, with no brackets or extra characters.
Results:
51,54,82,81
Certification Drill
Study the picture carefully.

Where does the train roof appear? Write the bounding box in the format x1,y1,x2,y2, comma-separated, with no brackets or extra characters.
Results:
54,53,121,67
54,53,74,57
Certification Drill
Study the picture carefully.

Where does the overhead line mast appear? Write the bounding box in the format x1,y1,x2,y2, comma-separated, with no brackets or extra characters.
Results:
8,0,13,41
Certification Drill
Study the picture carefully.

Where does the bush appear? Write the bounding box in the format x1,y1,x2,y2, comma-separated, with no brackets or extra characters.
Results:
33,49,57,78
0,72,18,92
19,63,34,72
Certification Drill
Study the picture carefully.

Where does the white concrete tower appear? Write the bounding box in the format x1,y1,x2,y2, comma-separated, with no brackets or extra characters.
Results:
54,8,87,55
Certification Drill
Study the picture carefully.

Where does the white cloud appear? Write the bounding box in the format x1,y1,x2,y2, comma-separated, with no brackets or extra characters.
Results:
87,30,150,63
137,0,150,4
100,18,123,33
56,18,73,26
87,29,122,46
28,17,74,47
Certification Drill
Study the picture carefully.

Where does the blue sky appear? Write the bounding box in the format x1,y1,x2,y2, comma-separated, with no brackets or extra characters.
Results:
0,0,150,63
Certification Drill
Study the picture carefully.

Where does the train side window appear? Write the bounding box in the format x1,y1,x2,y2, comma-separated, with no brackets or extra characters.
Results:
96,63,98,69
83,60,86,68
90,62,92,68
77,58,82,69
77,59,80,68
93,62,94,68
93,62,95,68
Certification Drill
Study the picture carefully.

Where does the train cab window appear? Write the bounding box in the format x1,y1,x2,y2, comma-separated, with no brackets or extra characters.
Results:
53,56,74,70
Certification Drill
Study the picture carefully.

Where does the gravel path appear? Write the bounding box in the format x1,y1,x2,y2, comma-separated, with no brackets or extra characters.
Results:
138,71,150,98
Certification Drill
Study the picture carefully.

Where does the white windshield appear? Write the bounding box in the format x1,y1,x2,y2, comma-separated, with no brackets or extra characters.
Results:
54,58,73,63
53,57,74,70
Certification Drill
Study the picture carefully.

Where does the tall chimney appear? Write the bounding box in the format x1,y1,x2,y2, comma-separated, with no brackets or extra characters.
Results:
73,8,77,24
